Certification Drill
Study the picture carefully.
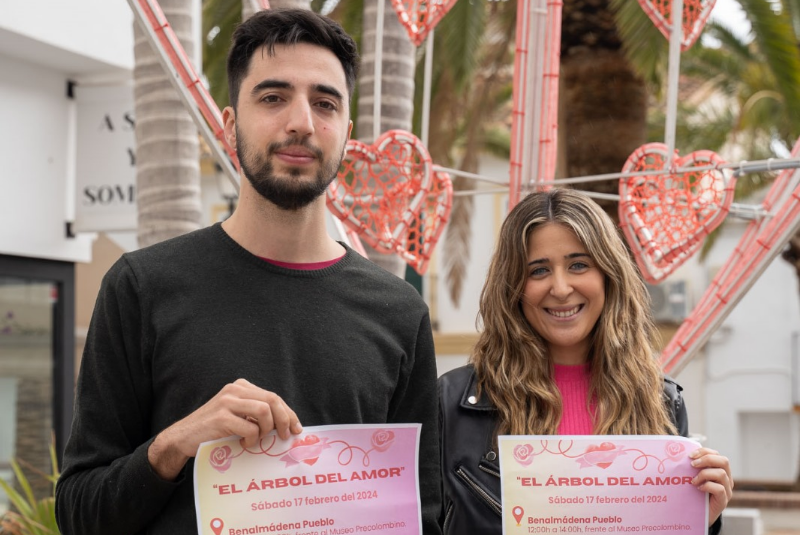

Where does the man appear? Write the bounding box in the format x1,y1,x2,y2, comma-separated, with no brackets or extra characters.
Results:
55,9,441,535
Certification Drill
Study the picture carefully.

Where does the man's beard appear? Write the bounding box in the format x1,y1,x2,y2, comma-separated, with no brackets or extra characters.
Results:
237,129,344,211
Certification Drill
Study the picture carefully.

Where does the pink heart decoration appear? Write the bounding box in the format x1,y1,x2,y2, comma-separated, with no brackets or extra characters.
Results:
396,170,453,275
583,442,622,469
619,143,735,284
660,148,800,374
637,0,717,50
390,0,458,47
327,130,432,253
577,442,626,469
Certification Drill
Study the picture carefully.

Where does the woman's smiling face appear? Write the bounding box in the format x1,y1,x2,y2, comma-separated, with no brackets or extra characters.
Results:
521,223,606,365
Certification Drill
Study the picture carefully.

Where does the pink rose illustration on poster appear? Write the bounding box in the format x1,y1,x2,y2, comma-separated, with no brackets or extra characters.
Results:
281,435,331,467
209,445,233,473
513,444,536,466
665,440,687,461
577,442,626,469
371,429,395,452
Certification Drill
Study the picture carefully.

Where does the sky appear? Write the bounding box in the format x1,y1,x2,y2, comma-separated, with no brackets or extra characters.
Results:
709,0,751,38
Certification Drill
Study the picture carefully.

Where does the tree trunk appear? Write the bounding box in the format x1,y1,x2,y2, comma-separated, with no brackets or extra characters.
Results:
358,0,416,277
266,0,311,11
559,0,647,222
133,0,202,248
243,3,313,26
268,0,311,8
242,0,258,20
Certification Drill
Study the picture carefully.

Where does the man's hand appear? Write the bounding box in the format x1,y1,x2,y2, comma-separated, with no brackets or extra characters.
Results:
147,379,303,481
690,447,733,526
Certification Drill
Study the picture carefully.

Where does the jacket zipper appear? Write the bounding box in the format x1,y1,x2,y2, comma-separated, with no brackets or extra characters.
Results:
479,463,500,478
443,502,454,533
455,466,502,516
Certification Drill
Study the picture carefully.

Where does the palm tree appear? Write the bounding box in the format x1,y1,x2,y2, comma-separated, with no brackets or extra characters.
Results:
413,1,516,306
349,0,417,277
133,0,203,248
558,0,650,221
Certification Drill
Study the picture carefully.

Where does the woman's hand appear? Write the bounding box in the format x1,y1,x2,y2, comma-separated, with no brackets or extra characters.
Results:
690,448,733,526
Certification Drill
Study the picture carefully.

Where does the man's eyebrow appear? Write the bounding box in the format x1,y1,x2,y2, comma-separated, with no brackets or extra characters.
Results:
312,83,344,102
250,79,292,95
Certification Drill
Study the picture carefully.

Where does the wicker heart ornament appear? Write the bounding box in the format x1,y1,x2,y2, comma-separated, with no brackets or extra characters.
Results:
391,0,458,47
396,170,453,274
637,0,716,50
327,130,432,253
618,143,735,283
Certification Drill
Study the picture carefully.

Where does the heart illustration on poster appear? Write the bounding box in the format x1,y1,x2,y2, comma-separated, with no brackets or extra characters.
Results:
618,143,735,284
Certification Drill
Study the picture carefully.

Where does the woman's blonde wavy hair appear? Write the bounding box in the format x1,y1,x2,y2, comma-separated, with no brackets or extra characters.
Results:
471,188,676,436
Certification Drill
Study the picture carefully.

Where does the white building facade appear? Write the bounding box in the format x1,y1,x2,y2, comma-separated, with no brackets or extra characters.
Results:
0,0,135,510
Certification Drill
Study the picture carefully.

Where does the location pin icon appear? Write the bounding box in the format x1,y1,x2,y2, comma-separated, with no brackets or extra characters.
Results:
210,518,224,535
512,506,524,526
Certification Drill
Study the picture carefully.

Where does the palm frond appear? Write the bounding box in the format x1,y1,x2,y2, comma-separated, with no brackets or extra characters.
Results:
202,0,241,109
610,0,668,89
445,0,487,94
443,177,474,307
481,125,511,159
783,0,800,36
703,20,754,58
738,0,800,134
326,0,363,136
681,45,746,94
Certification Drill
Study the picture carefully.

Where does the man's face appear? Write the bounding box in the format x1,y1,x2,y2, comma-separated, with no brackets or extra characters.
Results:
226,43,352,211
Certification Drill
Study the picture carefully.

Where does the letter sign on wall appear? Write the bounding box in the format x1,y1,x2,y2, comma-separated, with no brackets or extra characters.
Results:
74,83,137,232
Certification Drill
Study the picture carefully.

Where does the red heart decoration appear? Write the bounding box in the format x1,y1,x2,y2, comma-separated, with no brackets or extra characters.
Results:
395,170,453,275
327,130,433,253
586,442,616,453
390,0,458,47
583,442,621,469
660,150,800,373
619,143,735,284
636,0,716,50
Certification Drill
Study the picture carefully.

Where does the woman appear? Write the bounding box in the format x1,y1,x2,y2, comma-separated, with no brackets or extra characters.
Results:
439,188,732,534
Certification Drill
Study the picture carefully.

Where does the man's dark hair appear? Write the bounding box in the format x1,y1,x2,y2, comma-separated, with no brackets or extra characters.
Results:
227,8,360,109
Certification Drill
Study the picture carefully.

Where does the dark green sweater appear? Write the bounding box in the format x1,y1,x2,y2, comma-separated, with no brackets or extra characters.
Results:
56,224,442,535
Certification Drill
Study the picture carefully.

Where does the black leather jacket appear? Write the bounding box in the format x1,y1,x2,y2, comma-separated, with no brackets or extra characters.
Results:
438,365,721,535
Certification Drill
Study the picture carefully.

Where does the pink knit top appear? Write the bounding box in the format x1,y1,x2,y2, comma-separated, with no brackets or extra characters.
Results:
554,362,595,435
